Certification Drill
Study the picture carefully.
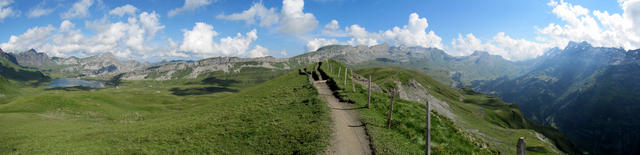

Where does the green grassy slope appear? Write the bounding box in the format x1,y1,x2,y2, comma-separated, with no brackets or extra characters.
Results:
0,68,330,154
319,60,496,154
0,76,17,104
0,56,48,104
0,56,49,83
320,60,578,154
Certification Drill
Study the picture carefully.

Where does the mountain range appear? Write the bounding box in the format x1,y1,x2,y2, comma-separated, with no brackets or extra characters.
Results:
292,44,531,87
471,41,640,154
0,48,150,78
300,41,640,154
1,40,638,154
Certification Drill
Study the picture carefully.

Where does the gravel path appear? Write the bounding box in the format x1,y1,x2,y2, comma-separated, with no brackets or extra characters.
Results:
312,79,372,155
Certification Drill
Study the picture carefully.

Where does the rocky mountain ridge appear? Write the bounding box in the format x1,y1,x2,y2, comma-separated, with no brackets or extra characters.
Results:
121,56,291,80
293,43,529,87
0,49,149,77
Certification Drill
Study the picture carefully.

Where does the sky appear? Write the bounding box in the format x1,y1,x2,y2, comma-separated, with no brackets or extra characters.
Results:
0,0,637,62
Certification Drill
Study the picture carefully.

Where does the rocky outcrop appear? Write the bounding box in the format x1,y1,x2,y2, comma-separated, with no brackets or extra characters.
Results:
0,48,18,65
394,79,456,120
1,49,149,77
42,52,150,77
14,49,51,67
290,44,392,64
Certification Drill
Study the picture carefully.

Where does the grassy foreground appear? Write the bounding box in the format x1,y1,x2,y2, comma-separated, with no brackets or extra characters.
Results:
0,69,330,154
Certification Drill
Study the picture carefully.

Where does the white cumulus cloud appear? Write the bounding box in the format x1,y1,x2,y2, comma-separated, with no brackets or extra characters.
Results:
216,3,279,27
177,22,262,58
0,0,17,20
1,11,165,59
109,4,138,17
330,13,442,49
217,0,318,37
0,25,56,53
539,0,640,50
249,45,269,58
179,22,217,54
59,20,74,31
61,0,94,19
381,13,443,49
450,33,551,61
306,38,338,51
322,20,346,37
278,0,318,36
450,33,493,56
345,24,378,46
448,0,640,61
168,0,213,17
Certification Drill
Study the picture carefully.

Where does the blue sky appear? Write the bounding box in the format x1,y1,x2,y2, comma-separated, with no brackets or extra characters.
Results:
0,0,636,62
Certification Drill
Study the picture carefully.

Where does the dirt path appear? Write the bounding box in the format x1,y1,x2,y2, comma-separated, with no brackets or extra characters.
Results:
312,80,372,155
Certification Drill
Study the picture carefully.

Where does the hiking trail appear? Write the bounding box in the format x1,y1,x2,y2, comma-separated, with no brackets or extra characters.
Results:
310,65,372,155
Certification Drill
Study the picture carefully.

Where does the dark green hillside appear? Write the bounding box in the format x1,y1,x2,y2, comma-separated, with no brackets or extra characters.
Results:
552,53,640,154
471,42,640,154
0,56,49,82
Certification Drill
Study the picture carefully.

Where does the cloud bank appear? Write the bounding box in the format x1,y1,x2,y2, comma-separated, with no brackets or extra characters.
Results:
3,0,640,61
1,9,165,59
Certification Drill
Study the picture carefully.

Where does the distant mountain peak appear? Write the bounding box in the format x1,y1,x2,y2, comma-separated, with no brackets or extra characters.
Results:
95,52,117,60
26,48,37,53
13,48,50,67
100,52,115,57
471,51,490,56
20,49,48,56
566,41,591,49
0,47,19,65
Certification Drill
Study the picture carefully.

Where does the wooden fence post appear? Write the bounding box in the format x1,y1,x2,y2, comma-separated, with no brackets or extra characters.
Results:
387,88,395,128
426,100,430,155
351,69,355,92
317,63,322,81
517,137,526,155
367,75,371,108
344,68,348,86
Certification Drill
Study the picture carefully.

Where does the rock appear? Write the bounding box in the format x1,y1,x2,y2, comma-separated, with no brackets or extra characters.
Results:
395,79,457,120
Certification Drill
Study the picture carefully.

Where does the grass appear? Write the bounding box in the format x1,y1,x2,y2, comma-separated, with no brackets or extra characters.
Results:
320,59,576,155
319,60,496,154
0,67,331,154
